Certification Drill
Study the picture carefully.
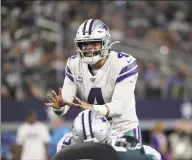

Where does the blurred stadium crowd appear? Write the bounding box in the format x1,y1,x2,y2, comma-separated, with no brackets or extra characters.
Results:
1,1,192,160
2,1,192,101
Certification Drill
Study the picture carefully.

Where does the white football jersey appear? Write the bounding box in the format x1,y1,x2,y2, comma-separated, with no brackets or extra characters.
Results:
61,51,139,133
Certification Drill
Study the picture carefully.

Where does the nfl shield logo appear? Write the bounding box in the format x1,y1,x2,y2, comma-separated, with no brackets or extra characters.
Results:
90,78,96,83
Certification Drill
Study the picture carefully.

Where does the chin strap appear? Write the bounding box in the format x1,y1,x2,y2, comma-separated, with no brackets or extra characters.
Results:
109,41,120,49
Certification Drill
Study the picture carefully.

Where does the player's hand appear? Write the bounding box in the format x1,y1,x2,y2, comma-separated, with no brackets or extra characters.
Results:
73,96,93,110
45,88,80,109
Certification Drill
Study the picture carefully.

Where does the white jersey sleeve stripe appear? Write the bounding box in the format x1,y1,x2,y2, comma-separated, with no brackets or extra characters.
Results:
116,67,138,83
119,60,137,75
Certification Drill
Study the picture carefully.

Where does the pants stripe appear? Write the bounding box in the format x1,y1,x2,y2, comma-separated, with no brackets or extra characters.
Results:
124,126,142,144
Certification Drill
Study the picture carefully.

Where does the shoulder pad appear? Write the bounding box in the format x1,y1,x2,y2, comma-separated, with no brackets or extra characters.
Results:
67,55,79,67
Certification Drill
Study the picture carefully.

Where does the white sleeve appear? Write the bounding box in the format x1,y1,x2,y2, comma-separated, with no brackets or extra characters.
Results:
106,73,138,117
61,76,77,115
54,58,77,115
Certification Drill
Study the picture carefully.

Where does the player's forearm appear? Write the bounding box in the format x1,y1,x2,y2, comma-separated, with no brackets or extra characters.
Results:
92,104,109,117
102,75,137,117
93,99,124,117
106,99,125,117
53,78,77,115
61,82,77,103
92,101,122,118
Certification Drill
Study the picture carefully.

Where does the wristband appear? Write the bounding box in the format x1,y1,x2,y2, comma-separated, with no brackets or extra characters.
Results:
53,107,64,115
92,104,110,117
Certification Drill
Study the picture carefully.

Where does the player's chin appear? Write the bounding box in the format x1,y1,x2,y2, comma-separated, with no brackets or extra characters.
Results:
83,50,99,57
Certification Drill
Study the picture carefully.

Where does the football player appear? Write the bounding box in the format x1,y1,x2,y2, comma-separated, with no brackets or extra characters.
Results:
56,110,161,160
45,19,141,142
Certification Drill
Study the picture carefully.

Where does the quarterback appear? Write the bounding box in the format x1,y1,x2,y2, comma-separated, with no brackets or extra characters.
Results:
45,19,141,142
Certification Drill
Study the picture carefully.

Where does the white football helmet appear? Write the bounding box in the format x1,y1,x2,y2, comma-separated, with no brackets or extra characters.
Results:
72,109,111,143
74,19,119,64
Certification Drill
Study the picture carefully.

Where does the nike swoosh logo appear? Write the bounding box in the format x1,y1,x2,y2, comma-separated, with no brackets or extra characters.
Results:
127,59,132,63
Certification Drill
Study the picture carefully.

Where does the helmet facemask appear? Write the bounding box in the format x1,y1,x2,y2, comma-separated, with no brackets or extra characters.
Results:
75,36,111,65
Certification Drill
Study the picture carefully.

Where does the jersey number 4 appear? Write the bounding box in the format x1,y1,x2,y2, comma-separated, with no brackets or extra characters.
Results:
118,52,129,58
88,88,105,105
